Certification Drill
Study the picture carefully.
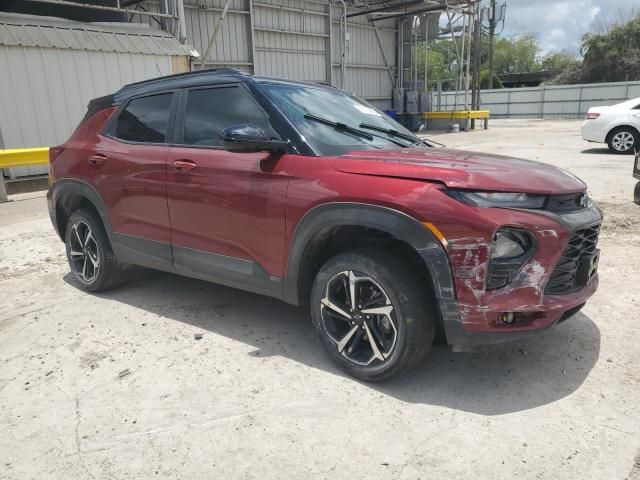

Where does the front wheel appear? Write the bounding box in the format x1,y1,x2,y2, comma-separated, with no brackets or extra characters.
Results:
634,182,640,205
607,127,639,154
310,249,436,381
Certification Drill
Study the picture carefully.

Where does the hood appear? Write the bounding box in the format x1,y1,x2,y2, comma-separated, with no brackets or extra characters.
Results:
331,148,586,194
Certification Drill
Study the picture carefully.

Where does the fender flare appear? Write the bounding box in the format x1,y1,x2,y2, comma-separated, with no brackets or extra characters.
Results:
282,203,458,316
49,179,114,243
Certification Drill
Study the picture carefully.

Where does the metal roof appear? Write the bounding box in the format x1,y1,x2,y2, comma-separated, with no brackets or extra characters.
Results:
0,12,194,56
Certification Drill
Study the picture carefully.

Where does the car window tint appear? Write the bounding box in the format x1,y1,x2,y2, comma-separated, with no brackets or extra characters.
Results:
634,104,640,110
115,93,173,143
182,86,276,147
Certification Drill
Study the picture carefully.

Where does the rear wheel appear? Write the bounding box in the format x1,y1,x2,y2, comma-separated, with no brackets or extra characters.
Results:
65,209,129,291
310,249,436,381
634,182,640,205
607,127,639,154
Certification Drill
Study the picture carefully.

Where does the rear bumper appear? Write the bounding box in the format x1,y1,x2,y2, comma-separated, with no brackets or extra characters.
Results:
581,121,606,143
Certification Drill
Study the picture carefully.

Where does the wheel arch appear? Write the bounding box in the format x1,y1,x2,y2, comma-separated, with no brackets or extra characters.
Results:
50,180,113,243
282,203,457,317
606,124,640,143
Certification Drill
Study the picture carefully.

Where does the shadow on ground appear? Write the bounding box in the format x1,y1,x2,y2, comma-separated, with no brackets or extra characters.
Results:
65,269,601,416
581,147,633,155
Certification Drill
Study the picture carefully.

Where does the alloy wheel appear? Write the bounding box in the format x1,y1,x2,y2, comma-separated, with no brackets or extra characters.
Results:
612,131,635,152
69,220,100,283
320,270,398,366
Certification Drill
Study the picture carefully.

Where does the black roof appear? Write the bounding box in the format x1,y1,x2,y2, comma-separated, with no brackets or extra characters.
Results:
113,68,335,104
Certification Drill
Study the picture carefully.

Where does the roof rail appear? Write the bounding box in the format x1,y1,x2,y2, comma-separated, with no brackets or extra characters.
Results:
120,67,248,91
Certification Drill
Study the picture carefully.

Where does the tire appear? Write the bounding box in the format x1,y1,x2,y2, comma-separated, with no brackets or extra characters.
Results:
65,208,129,292
607,127,639,154
310,249,436,381
634,182,640,206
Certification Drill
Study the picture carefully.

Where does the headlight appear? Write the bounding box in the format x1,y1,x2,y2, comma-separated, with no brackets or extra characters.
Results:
448,190,546,209
486,228,535,290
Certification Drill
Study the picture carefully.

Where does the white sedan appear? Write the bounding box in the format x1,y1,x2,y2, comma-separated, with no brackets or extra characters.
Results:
581,97,640,154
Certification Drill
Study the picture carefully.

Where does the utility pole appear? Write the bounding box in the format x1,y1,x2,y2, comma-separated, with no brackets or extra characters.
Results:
488,0,496,89
483,0,506,90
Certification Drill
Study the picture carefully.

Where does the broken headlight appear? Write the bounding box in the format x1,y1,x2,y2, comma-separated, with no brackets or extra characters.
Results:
448,190,546,209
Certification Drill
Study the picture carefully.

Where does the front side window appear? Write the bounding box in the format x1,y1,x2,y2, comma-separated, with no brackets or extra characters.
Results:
182,86,277,147
261,83,422,155
114,93,173,143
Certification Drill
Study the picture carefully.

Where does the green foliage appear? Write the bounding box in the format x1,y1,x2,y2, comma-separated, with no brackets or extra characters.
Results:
413,32,577,90
492,34,541,74
541,51,579,71
554,14,640,84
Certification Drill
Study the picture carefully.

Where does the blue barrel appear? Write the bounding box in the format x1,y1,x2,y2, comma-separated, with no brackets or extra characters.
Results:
384,110,398,120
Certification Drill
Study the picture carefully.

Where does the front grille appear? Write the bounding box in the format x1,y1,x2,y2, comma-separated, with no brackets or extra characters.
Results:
546,193,587,213
545,223,601,295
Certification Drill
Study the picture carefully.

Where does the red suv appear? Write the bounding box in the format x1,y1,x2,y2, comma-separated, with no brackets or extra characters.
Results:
48,69,602,381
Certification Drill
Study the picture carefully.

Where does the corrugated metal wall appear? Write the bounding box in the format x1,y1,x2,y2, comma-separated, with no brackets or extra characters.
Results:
433,81,640,118
0,47,173,177
174,0,397,109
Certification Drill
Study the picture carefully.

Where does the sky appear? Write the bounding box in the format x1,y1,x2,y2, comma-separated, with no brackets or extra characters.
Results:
499,0,639,55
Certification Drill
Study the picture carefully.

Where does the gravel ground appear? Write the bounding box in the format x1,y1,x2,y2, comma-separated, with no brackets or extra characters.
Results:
0,120,639,479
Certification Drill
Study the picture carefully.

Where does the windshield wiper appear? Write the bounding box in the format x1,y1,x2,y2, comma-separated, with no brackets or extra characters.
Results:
359,123,419,145
304,114,374,141
359,123,445,148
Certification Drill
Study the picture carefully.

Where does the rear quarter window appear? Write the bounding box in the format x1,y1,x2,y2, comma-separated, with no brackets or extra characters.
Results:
114,93,173,143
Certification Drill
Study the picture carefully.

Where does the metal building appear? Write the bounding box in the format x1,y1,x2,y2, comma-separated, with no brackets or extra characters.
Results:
0,0,476,163
0,12,194,177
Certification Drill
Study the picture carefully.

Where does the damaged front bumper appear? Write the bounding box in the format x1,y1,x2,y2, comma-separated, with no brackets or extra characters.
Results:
429,203,603,346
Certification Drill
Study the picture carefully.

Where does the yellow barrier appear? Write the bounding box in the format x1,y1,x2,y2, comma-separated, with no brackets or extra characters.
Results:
422,110,490,120
0,147,50,169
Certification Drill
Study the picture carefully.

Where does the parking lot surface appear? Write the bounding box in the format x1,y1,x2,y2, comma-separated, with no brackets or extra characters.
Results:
1,120,639,479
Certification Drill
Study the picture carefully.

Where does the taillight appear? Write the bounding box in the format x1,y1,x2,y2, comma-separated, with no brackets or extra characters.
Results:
586,112,600,120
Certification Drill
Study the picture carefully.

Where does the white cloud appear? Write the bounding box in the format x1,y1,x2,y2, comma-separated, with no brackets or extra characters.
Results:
500,0,638,55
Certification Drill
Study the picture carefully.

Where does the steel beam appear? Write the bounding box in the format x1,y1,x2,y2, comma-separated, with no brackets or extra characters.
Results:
24,0,176,18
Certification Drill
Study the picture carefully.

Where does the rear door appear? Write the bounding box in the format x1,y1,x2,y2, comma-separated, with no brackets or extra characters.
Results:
166,84,289,295
97,91,177,267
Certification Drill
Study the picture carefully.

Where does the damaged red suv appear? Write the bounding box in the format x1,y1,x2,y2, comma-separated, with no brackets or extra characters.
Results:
48,69,602,381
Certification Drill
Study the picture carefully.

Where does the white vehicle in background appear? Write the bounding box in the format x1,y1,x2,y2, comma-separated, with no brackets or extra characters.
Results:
582,97,640,154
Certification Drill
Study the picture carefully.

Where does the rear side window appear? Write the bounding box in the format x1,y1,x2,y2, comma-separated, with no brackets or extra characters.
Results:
115,93,173,143
182,86,276,147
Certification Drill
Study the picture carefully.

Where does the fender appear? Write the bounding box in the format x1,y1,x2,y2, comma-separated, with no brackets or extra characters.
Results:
48,179,115,243
283,203,460,334
607,124,640,140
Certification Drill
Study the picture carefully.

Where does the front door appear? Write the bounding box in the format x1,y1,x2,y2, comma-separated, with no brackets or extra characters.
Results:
166,84,289,296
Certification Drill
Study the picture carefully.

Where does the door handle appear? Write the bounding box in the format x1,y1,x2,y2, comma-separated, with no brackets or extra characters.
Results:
172,159,197,173
87,153,107,167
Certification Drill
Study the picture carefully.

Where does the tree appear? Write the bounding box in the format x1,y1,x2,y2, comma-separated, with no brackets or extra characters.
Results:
541,51,579,71
492,34,541,74
554,13,640,84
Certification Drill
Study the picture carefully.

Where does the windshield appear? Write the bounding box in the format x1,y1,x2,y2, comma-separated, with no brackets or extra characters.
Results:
261,82,423,155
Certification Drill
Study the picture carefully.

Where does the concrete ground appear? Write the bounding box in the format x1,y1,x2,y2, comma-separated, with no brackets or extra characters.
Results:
1,119,639,479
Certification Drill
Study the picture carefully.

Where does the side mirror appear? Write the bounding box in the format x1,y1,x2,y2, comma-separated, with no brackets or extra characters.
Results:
221,124,289,153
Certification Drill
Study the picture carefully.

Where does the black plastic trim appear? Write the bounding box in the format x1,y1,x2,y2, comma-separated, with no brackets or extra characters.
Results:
173,244,283,299
282,202,459,327
48,179,115,244
112,233,173,272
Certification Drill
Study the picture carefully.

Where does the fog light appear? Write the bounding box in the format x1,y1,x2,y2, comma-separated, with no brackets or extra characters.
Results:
498,312,515,325
486,228,535,290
